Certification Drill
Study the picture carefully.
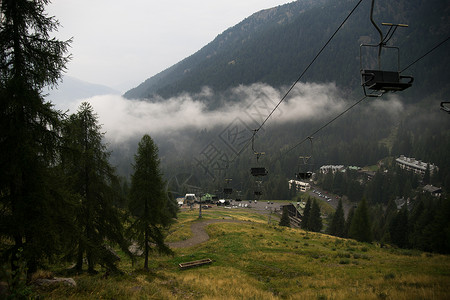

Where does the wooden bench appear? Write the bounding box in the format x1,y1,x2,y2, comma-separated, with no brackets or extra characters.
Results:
179,258,212,269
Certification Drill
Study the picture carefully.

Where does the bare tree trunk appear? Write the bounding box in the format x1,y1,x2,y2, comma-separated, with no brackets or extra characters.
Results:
144,227,149,270
75,240,83,272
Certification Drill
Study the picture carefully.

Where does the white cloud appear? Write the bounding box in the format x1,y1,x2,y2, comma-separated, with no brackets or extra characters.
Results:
367,95,404,116
68,82,348,145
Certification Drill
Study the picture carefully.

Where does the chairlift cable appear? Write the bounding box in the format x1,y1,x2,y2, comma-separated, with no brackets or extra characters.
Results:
400,35,450,73
285,95,367,156
269,95,368,166
225,0,363,163
253,0,365,135
227,2,447,170
272,35,450,164
227,0,365,167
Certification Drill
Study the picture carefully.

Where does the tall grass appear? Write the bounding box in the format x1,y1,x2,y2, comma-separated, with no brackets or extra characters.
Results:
34,207,450,299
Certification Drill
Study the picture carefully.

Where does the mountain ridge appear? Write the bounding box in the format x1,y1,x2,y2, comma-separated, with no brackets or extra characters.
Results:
123,0,449,101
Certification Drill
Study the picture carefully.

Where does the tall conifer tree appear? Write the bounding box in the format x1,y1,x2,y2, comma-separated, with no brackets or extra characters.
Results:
128,134,177,270
61,102,130,273
301,198,312,230
328,199,345,237
389,205,409,248
0,0,71,280
349,198,372,243
279,206,291,227
308,200,323,232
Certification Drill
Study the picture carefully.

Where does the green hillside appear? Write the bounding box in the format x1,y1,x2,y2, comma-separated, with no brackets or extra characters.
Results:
35,208,450,299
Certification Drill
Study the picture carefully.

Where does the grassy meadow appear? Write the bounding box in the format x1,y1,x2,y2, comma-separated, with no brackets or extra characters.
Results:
34,207,450,299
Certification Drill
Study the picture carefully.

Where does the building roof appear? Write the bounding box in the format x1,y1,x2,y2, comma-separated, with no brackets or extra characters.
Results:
423,185,442,194
396,155,438,172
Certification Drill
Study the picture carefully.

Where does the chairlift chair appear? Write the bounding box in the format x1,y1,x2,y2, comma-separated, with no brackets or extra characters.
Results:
223,187,233,195
251,167,268,177
250,131,268,177
441,102,450,114
295,139,314,181
360,0,413,97
223,178,233,194
296,171,313,180
361,68,413,94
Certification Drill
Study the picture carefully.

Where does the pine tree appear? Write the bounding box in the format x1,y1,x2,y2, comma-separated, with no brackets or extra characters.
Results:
301,198,312,230
344,206,355,237
0,0,71,280
308,200,323,232
389,205,409,248
328,199,345,237
61,102,131,273
128,134,177,270
279,206,291,227
349,198,372,243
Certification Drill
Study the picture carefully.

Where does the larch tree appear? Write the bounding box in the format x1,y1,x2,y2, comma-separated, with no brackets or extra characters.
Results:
128,134,177,270
61,102,131,273
0,0,72,281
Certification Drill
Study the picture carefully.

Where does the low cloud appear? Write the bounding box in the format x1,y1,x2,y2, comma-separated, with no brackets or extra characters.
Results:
61,82,352,144
367,94,404,116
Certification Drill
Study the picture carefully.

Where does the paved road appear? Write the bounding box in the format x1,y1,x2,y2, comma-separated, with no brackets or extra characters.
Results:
306,187,352,217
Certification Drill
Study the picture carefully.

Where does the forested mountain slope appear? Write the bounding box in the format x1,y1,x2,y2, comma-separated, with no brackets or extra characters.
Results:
124,0,449,102
115,0,450,199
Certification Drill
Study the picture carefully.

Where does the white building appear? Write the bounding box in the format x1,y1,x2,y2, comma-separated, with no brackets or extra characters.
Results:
319,165,345,174
288,180,311,192
395,155,438,176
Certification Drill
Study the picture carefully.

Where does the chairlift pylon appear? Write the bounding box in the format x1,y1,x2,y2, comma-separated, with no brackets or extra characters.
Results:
360,0,413,97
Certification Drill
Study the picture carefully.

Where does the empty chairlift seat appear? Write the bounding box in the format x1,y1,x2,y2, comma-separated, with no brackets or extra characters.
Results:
251,167,268,177
361,69,413,92
223,187,233,194
296,171,313,180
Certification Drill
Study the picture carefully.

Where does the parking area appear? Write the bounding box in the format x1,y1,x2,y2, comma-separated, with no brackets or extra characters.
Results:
185,199,284,216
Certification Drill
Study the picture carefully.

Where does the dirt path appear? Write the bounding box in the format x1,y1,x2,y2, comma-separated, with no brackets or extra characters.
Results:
168,219,248,249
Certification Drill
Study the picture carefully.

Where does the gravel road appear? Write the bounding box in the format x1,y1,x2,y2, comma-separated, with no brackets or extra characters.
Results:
168,219,248,249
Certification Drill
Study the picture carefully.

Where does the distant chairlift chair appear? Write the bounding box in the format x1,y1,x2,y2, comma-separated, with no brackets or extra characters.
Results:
296,171,313,181
223,187,233,195
441,102,450,114
251,167,268,177
223,178,233,195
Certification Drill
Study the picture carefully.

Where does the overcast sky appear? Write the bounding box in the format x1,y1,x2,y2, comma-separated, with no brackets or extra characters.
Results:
46,0,293,92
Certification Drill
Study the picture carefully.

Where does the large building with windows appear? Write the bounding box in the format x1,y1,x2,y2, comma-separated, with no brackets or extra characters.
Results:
288,180,311,192
395,155,438,176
